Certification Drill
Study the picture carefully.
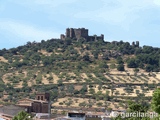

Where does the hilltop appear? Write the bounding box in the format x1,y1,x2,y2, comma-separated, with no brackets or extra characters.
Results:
0,28,160,110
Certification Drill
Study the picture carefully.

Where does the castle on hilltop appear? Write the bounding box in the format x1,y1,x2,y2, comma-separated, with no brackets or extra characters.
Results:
60,28,104,41
59,28,140,47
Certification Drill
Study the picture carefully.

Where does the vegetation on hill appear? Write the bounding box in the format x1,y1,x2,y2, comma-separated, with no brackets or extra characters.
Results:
0,38,160,113
1,39,160,72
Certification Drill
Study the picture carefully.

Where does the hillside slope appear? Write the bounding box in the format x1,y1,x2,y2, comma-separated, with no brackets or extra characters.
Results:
0,38,160,110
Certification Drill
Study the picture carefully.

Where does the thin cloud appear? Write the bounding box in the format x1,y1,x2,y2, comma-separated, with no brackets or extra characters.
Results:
153,0,160,6
34,0,77,6
11,0,77,10
0,3,5,12
0,20,60,42
73,0,156,29
0,0,160,48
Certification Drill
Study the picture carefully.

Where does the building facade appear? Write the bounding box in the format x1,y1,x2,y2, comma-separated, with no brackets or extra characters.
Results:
16,93,50,114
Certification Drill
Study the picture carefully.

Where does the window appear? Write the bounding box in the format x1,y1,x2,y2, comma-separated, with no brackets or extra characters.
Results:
41,96,43,100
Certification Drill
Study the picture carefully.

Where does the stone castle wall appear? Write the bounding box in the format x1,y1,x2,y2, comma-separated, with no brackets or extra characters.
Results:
60,28,103,41
60,28,139,47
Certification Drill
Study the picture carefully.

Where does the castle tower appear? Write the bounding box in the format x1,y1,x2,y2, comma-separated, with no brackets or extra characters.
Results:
136,41,139,47
60,34,65,40
66,28,70,38
101,34,104,40
132,41,135,46
81,28,88,39
94,35,97,41
74,28,82,39
70,28,74,38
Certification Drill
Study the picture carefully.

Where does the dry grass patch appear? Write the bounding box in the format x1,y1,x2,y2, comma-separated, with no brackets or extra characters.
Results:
68,72,76,76
52,97,122,109
0,56,8,62
75,85,83,91
52,73,59,84
81,73,88,79
74,47,81,54
2,73,12,84
15,81,23,88
38,49,52,56
42,76,49,84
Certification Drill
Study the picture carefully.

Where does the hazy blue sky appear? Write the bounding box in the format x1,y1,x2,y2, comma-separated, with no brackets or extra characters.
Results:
0,0,160,49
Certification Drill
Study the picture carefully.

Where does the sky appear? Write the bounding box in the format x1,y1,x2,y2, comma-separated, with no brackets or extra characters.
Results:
0,0,160,49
